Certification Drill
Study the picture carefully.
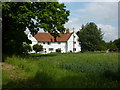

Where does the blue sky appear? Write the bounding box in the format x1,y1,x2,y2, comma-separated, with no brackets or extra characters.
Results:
60,1,118,42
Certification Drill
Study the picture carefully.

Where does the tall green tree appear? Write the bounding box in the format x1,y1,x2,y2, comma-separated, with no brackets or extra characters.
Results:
2,2,70,55
77,22,104,52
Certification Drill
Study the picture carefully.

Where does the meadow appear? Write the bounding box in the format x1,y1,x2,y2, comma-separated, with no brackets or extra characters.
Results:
2,52,120,88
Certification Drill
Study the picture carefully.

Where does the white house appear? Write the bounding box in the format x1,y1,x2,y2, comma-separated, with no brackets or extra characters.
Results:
27,28,81,53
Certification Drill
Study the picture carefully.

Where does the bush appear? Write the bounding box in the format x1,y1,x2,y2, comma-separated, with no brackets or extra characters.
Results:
56,49,61,53
22,43,32,54
33,44,43,53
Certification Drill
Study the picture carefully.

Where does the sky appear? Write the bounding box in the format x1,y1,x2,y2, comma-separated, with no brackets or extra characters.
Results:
60,1,118,42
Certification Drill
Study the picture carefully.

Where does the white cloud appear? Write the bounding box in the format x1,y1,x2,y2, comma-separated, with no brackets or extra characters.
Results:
75,2,118,25
65,20,118,42
64,18,82,32
64,2,118,42
97,24,118,42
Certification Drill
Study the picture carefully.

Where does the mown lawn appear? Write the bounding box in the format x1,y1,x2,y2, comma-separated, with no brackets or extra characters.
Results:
2,52,120,88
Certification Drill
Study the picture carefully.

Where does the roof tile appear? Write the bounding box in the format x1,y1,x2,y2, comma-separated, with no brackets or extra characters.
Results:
34,32,73,42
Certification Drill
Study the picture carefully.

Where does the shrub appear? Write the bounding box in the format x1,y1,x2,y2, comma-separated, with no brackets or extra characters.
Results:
33,44,43,53
22,43,32,54
56,49,61,53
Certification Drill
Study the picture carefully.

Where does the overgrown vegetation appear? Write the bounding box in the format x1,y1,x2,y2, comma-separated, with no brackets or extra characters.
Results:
2,52,120,88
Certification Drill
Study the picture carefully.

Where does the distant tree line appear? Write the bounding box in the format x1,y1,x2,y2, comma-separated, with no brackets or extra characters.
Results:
77,22,120,52
106,39,120,52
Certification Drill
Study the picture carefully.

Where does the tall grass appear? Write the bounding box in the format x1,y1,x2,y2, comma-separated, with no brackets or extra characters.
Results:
2,52,120,88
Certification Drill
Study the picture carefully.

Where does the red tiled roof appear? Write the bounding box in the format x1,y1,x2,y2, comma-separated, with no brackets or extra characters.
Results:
34,32,73,42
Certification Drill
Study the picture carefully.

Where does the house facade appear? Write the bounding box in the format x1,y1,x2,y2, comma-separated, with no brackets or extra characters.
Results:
27,29,81,53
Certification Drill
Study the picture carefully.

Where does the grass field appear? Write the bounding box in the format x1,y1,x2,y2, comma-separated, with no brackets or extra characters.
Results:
2,52,120,88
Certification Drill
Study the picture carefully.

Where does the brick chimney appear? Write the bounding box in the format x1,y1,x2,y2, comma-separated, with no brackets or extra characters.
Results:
66,28,70,34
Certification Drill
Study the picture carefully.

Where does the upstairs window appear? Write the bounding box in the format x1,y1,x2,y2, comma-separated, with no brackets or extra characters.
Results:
58,42,61,44
47,42,51,45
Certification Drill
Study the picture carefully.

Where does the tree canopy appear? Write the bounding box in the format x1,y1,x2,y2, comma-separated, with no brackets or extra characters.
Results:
77,22,104,52
113,38,120,50
2,2,70,55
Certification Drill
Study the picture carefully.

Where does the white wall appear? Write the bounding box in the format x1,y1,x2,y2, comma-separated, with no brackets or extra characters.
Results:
67,33,81,52
28,33,37,46
27,33,37,53
38,42,66,53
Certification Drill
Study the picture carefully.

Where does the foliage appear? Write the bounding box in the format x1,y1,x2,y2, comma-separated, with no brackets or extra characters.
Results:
33,44,43,53
104,39,120,52
77,22,104,52
3,53,119,88
106,41,117,49
56,48,61,53
113,38,120,51
2,2,70,55
22,43,32,54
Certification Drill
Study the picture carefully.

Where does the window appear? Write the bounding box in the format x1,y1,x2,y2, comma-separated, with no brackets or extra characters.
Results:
44,48,46,50
74,42,76,44
47,42,51,45
43,42,45,44
79,42,81,45
29,35,31,38
58,48,61,50
58,42,61,44
73,48,76,51
49,48,53,51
